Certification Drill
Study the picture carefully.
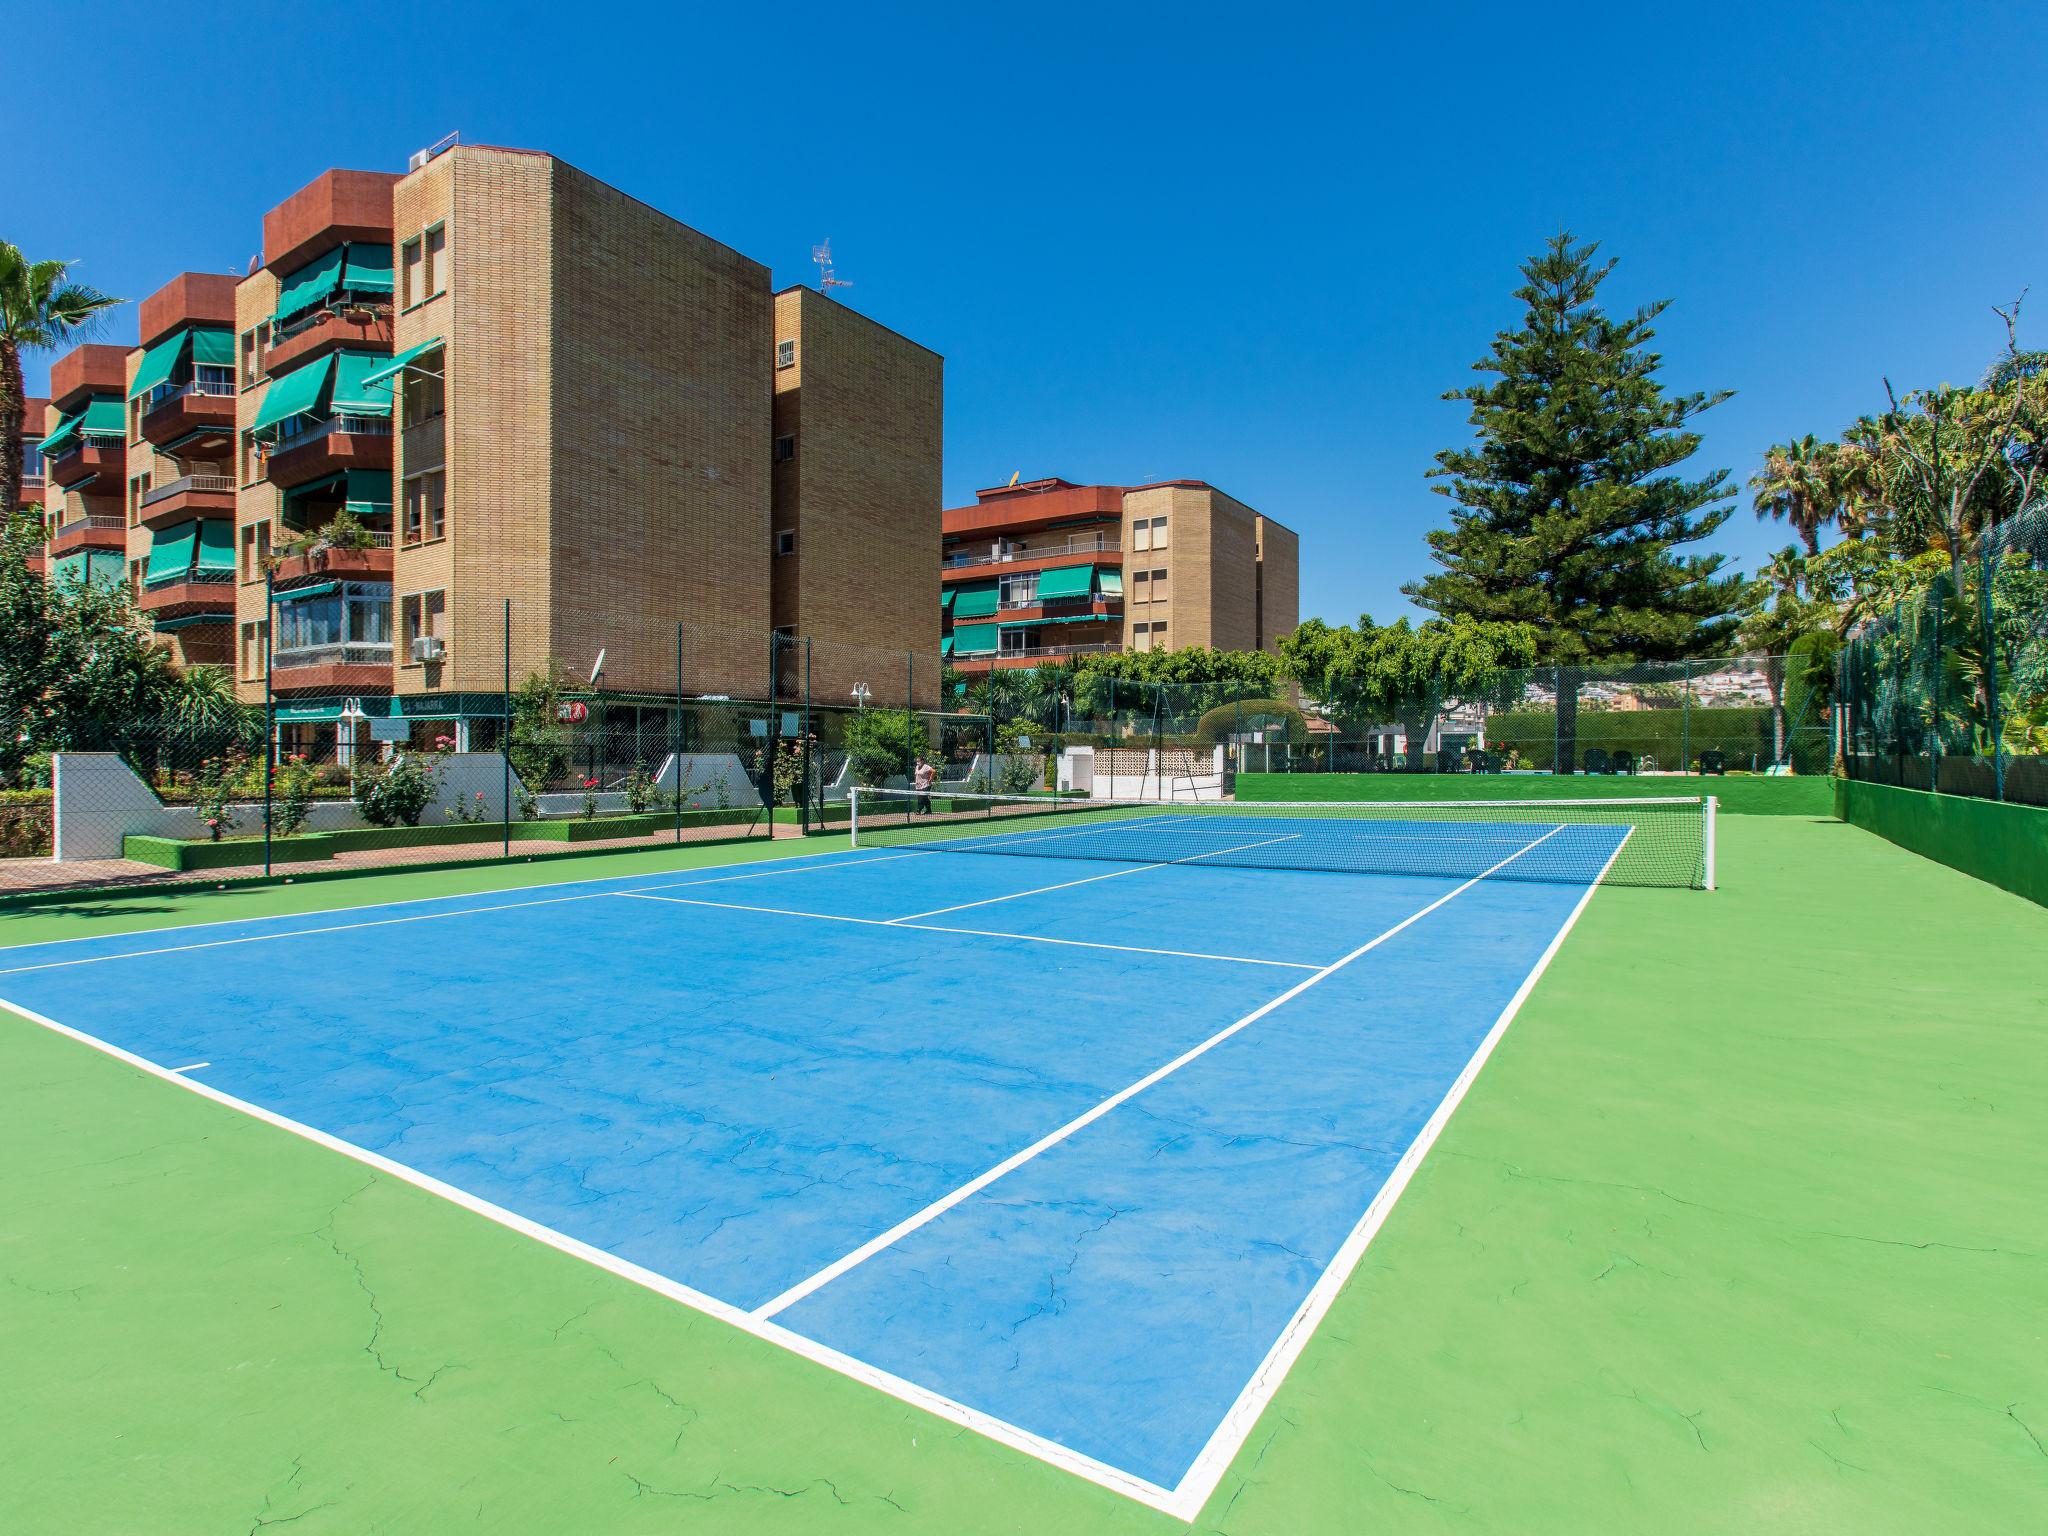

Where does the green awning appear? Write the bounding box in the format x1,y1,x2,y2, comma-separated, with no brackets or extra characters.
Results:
130,330,192,398
1097,568,1123,596
940,635,955,656
79,398,124,435
144,522,199,585
342,243,394,294
190,327,234,367
274,701,345,722
153,612,231,632
951,583,999,619
251,356,335,438
196,519,235,573
285,469,391,514
272,581,340,604
952,623,998,655
1001,614,1116,628
360,336,439,390
329,351,395,417
272,246,346,325
39,409,82,457
1035,563,1095,601
939,589,955,613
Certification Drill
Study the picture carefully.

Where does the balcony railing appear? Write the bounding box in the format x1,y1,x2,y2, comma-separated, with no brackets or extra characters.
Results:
274,642,395,669
998,596,1122,613
273,414,395,452
54,512,126,537
141,473,237,507
48,433,126,464
944,534,1119,569
986,641,1121,660
143,567,235,590
149,377,237,406
272,297,393,346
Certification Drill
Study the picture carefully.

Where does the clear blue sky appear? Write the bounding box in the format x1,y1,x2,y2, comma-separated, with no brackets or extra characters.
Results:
13,2,2048,624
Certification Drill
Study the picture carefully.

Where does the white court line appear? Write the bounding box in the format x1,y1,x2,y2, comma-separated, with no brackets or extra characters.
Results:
0,848,914,978
168,1061,209,1073
615,892,1317,970
882,833,1304,924
751,823,1569,1322
0,994,1185,1517
1166,825,1629,1520
893,812,1205,854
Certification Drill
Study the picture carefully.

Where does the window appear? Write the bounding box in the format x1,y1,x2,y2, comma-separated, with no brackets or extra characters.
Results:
403,471,446,545
1133,620,1167,653
401,589,447,661
1149,566,1168,601
239,327,264,390
239,521,271,582
1149,516,1169,548
775,528,796,556
425,223,446,297
1000,572,1038,607
129,399,143,440
400,237,422,308
128,558,144,596
128,474,150,525
1150,620,1167,649
240,620,269,681
401,350,445,428
1132,520,1150,552
21,434,42,483
1000,627,1032,656
776,339,796,369
774,434,796,463
1131,569,1150,602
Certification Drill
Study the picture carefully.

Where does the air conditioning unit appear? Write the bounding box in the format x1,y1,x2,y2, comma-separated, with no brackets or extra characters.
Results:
410,636,446,662
407,148,432,173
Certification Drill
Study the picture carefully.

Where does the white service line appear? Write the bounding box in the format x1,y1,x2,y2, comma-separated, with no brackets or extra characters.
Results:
1165,823,1627,1520
881,832,1304,924
751,823,1569,1321
614,892,1316,970
0,848,913,978
167,1061,210,1073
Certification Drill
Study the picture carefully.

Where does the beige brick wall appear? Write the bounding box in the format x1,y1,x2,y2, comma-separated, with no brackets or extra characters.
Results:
772,288,942,707
232,268,282,703
1119,484,1275,654
1254,514,1299,652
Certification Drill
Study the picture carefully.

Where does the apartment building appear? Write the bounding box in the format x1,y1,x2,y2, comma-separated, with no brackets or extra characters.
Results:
16,394,47,575
232,168,401,735
939,477,1298,673
771,285,943,706
39,344,130,591
125,273,239,666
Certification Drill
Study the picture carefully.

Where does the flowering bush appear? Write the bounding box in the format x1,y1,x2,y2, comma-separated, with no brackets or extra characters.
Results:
193,754,244,841
447,790,489,825
581,777,600,820
271,752,319,837
354,748,447,828
623,760,658,814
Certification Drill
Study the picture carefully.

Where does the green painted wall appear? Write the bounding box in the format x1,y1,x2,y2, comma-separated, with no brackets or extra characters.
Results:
1235,771,1835,816
1834,778,2048,908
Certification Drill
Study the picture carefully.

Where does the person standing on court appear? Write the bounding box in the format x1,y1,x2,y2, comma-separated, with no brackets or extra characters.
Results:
913,756,937,815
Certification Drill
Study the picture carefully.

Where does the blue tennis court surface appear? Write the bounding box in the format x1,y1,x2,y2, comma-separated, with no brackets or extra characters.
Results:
0,816,1624,1511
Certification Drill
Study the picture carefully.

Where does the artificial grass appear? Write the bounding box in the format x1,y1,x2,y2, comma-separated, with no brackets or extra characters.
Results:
1235,770,1834,816
2,817,2042,1533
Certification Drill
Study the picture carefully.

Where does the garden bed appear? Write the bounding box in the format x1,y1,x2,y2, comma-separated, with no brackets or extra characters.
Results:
122,808,765,871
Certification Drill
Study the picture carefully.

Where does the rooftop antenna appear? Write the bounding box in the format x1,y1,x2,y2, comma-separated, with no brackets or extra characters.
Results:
812,239,852,300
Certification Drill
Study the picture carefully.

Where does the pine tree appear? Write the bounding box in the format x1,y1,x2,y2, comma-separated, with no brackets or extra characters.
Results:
1406,233,1749,771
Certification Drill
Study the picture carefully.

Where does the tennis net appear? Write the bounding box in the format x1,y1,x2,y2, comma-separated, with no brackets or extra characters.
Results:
848,788,1714,889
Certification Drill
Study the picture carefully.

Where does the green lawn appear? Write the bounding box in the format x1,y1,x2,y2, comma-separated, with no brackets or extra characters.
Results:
2,816,2042,1533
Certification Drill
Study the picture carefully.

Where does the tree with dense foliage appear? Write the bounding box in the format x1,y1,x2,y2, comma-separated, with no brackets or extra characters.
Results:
1280,615,1537,769
1406,233,1748,769
1750,434,1852,556
0,243,123,521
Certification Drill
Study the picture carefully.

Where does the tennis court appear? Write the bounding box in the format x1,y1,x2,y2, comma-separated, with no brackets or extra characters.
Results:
0,792,1709,1519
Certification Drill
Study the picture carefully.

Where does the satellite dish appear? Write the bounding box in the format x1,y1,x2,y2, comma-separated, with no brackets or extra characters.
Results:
589,648,606,685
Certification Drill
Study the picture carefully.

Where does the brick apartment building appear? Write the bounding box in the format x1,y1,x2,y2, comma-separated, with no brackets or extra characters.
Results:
939,477,1298,673
38,346,129,591
15,393,47,575
34,141,940,757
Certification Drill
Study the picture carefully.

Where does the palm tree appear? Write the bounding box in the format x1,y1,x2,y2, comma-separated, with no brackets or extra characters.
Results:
0,244,123,525
1749,433,1844,556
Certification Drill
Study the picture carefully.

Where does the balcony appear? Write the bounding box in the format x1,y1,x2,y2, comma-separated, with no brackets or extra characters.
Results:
264,416,394,489
138,473,237,530
141,379,237,450
955,640,1122,670
269,532,395,590
46,511,125,557
265,306,393,378
944,533,1120,571
47,436,125,490
270,643,394,695
137,568,235,619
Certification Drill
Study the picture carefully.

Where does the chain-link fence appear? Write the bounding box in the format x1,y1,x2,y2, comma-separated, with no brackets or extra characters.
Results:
1839,503,2048,805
